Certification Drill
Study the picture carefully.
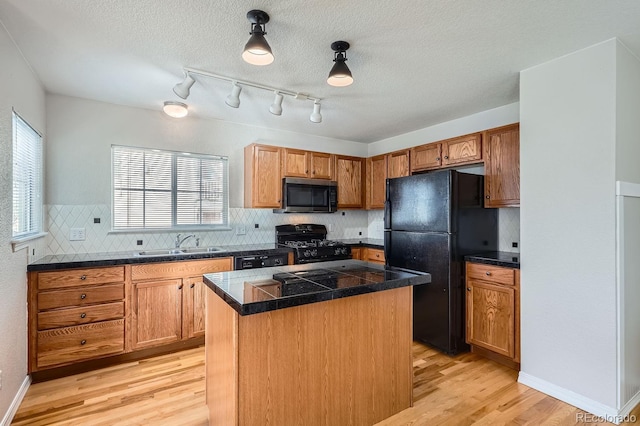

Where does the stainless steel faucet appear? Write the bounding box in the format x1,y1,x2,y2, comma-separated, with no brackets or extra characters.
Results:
175,234,196,249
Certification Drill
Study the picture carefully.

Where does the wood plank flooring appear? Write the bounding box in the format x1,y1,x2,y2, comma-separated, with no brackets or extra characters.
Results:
12,342,639,425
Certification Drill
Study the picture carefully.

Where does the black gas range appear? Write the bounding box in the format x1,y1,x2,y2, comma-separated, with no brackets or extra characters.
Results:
275,224,351,264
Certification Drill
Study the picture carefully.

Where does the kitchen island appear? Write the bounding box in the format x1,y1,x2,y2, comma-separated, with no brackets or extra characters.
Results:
203,259,430,426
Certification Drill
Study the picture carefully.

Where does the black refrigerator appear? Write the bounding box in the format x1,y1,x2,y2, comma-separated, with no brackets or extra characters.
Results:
384,170,497,355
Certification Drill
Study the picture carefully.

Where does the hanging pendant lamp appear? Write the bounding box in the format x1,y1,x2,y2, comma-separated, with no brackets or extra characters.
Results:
242,10,274,66
327,41,353,87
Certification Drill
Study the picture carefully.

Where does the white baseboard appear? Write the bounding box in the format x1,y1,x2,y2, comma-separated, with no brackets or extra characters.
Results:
518,372,626,424
1,375,31,426
620,389,640,418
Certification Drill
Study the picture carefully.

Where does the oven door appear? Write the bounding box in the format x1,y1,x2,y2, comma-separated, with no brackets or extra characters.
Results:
280,178,337,213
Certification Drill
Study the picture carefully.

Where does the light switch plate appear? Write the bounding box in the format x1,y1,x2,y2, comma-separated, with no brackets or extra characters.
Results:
70,228,86,241
236,225,246,235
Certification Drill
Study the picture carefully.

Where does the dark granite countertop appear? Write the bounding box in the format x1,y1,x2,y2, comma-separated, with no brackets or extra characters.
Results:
27,244,293,271
338,238,384,248
465,251,520,269
203,259,430,316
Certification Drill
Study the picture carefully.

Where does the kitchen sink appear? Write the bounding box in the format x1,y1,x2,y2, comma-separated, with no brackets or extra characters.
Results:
133,247,222,257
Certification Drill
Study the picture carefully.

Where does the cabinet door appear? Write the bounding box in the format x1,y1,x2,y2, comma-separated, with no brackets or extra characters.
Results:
364,248,385,264
244,144,282,208
484,124,520,207
350,247,362,260
132,279,183,350
282,148,310,178
466,279,515,358
387,150,410,178
410,143,442,172
310,152,333,180
366,155,387,210
183,276,206,339
335,155,364,209
442,133,482,166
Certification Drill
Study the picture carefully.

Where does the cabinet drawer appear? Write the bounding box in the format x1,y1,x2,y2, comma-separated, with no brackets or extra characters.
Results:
365,248,385,264
38,302,124,330
467,263,514,285
38,266,125,290
37,319,124,368
131,257,233,281
38,283,125,310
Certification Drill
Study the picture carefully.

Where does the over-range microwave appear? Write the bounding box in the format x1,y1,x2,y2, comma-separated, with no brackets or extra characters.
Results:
273,177,338,213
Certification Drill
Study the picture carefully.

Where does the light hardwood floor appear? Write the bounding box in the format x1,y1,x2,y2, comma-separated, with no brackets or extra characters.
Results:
12,342,639,425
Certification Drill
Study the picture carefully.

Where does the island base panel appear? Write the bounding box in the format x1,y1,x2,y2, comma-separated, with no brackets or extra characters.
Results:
206,287,413,426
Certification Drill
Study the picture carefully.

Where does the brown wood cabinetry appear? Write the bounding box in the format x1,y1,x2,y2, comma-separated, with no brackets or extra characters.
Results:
483,123,520,207
366,150,410,210
29,257,232,373
335,155,365,209
411,133,482,173
350,247,362,260
364,248,385,264
28,266,126,371
411,143,442,172
282,149,334,180
244,144,282,208
131,258,232,350
465,263,520,368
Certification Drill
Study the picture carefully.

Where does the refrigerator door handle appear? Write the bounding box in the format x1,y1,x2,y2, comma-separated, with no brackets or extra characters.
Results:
384,200,391,230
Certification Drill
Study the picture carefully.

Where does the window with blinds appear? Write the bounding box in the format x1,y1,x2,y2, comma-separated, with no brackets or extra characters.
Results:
112,145,229,230
12,112,43,239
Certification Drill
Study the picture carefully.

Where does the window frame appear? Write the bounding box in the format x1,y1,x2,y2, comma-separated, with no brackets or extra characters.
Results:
11,110,44,243
111,145,230,232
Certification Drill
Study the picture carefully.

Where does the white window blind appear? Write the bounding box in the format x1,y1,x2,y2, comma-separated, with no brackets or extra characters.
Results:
12,112,43,239
112,145,229,230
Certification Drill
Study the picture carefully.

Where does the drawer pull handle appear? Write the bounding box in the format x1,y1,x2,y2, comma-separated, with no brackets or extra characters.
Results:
485,271,491,276
467,287,471,291
444,156,449,160
80,340,87,345
80,294,87,299
190,283,195,288
80,313,86,318
436,157,441,161
80,275,87,280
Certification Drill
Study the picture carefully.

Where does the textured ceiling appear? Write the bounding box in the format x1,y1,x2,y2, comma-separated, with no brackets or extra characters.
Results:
1,1,640,143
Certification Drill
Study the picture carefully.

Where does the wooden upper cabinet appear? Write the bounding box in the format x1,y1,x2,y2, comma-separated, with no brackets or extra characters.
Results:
244,144,282,208
309,151,334,180
366,155,387,210
442,133,482,166
335,155,364,209
282,148,309,178
411,143,442,172
387,150,410,178
484,124,520,207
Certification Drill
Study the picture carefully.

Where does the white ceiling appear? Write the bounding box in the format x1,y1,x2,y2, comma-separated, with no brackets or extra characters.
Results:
2,1,640,143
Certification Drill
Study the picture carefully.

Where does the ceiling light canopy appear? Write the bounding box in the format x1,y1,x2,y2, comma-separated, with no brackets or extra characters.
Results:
242,10,274,66
163,101,188,118
327,41,353,87
173,73,195,99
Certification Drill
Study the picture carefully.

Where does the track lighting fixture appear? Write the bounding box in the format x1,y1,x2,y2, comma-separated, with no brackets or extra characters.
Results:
327,41,353,87
173,72,195,99
242,10,274,66
225,82,242,108
163,101,188,118
309,101,322,123
269,91,283,116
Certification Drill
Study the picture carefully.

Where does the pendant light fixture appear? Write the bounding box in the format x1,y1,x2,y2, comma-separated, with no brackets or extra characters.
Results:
163,101,188,118
269,91,283,115
225,82,242,108
327,41,353,87
309,101,322,123
242,10,274,66
173,72,195,99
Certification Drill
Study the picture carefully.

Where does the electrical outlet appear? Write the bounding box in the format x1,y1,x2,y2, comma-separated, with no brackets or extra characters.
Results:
236,225,246,235
512,242,518,248
69,228,86,241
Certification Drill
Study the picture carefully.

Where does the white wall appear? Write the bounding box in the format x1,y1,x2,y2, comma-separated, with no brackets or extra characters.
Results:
367,102,519,156
45,94,369,208
520,39,618,410
0,23,46,422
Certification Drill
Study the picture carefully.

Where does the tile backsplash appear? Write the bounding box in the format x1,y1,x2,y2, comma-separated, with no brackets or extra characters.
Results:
41,205,520,257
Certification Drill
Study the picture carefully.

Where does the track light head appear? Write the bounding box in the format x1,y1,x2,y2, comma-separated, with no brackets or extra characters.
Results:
327,41,353,87
163,101,188,118
270,91,284,116
309,101,322,123
225,83,242,108
242,10,274,66
173,73,196,99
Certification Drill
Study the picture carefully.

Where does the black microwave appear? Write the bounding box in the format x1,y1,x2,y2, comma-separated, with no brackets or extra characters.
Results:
274,177,338,213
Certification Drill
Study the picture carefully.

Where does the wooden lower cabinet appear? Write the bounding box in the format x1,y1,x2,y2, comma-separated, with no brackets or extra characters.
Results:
29,257,232,373
465,263,520,367
350,247,362,260
364,248,385,264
